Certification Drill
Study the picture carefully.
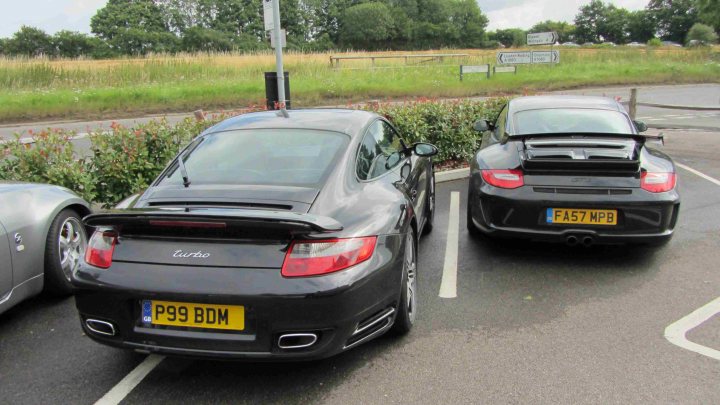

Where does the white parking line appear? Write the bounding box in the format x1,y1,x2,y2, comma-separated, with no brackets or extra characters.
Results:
663,163,720,361
676,163,720,187
95,354,165,405
439,191,459,298
664,297,720,361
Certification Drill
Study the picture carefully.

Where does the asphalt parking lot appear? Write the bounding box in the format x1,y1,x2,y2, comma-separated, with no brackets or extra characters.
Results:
1,128,719,404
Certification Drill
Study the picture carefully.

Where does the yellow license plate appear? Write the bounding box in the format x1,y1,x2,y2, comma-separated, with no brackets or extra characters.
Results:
547,208,617,226
142,300,244,331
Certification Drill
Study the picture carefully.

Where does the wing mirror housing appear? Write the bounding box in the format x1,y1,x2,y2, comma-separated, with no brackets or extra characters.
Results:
412,142,438,157
633,120,648,133
473,119,493,132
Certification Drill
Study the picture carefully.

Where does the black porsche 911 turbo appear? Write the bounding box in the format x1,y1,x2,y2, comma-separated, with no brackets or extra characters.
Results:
467,95,680,246
72,109,438,360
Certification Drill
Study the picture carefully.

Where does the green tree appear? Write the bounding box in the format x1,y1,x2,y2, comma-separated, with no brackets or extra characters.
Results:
646,0,699,43
339,2,395,49
52,31,97,58
574,0,608,43
447,0,488,48
490,28,527,47
0,38,7,55
686,22,718,44
92,0,174,54
695,0,719,33
627,10,656,42
181,26,235,52
601,6,630,44
5,26,55,57
529,20,576,42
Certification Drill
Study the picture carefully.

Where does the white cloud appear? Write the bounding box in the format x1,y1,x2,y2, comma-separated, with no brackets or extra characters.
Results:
481,0,649,30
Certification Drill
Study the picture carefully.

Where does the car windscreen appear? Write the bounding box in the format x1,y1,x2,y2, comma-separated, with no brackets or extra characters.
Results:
513,108,633,135
159,129,349,187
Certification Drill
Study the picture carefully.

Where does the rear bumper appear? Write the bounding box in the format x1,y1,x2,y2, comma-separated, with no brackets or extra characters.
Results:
72,234,404,361
468,180,680,245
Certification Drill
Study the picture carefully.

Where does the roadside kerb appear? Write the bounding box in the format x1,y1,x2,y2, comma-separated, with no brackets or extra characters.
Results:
436,167,470,183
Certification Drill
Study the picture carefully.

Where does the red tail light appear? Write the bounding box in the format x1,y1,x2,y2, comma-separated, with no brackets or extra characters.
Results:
481,169,524,189
281,237,377,278
641,172,676,193
85,230,118,269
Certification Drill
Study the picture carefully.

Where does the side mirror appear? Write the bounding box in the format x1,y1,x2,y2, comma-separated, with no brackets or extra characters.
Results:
413,142,438,157
473,119,493,132
633,120,648,133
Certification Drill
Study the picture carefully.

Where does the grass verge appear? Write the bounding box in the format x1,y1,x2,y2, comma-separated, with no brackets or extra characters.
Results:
0,48,718,123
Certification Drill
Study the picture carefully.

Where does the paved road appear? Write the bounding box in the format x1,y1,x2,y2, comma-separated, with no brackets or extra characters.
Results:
1,84,718,141
1,129,719,404
553,83,720,130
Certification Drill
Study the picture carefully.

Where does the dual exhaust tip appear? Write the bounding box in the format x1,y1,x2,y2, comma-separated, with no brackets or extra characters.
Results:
86,318,319,351
566,235,594,247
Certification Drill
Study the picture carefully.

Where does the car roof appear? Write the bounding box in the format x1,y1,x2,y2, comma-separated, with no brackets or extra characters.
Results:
205,109,380,138
509,95,625,113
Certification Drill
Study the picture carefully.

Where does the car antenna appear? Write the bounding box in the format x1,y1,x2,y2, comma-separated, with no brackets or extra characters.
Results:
177,151,191,188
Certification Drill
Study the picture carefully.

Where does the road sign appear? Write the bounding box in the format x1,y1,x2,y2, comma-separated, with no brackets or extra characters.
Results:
532,50,560,63
493,66,517,74
497,51,559,65
263,0,274,31
527,32,558,46
459,64,490,80
270,29,286,48
496,51,532,65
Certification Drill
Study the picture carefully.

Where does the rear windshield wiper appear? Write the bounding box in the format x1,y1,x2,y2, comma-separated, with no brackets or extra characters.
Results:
177,151,191,188
174,137,205,188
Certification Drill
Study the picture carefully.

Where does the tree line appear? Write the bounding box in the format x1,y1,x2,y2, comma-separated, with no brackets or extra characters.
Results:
0,0,717,58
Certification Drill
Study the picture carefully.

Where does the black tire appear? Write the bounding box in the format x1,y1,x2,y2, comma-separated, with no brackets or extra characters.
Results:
391,230,417,336
422,172,435,235
466,189,482,238
44,209,87,296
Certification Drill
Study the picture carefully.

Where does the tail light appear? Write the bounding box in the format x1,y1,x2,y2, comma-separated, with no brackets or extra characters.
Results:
282,237,377,277
85,229,118,269
641,172,676,193
481,169,524,189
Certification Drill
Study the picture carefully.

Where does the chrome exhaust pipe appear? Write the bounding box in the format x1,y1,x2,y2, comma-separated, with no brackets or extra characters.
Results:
277,333,318,350
566,235,578,246
582,236,594,247
85,319,116,336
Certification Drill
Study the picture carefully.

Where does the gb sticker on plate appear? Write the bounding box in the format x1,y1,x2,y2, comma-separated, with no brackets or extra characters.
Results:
142,300,152,324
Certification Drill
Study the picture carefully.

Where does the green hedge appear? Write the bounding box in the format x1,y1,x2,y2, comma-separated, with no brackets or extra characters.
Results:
0,98,507,207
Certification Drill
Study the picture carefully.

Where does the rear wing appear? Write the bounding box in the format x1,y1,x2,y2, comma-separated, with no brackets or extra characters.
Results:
84,208,343,234
518,133,643,173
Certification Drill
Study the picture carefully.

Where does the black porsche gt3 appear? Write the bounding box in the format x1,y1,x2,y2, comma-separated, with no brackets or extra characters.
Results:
72,109,438,360
467,95,680,246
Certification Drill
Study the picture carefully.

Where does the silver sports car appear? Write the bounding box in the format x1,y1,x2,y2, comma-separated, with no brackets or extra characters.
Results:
0,182,91,314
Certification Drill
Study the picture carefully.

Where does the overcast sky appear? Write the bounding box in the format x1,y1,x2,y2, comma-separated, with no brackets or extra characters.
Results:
0,0,650,38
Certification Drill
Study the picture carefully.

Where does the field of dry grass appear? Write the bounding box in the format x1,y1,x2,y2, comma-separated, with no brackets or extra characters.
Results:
0,47,717,122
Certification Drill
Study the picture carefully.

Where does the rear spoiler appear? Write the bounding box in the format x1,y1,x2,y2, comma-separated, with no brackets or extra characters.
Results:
84,208,343,234
508,132,656,144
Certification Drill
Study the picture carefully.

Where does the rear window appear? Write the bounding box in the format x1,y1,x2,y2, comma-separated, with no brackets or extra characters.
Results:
513,108,633,135
160,129,349,187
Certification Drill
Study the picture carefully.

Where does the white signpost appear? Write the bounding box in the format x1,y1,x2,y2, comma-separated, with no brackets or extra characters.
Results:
496,50,559,65
496,51,532,65
532,50,560,63
459,64,490,80
263,0,287,114
527,31,559,46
